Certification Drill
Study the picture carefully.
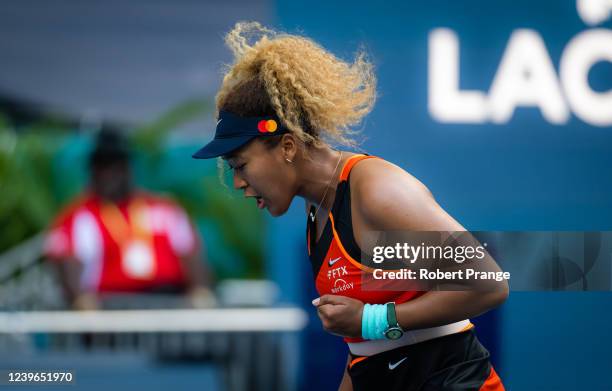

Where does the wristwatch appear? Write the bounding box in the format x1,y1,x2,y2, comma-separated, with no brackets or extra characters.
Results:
384,302,404,340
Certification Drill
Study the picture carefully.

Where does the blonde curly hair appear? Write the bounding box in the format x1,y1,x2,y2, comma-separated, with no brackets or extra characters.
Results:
216,21,377,149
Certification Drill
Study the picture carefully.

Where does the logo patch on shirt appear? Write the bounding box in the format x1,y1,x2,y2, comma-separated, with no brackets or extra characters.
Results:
327,266,348,280
331,278,354,293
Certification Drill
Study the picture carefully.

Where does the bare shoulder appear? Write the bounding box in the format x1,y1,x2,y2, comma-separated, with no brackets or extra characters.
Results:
349,157,463,231
350,158,433,206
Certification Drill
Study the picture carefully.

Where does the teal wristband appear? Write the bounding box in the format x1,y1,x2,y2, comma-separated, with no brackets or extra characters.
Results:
361,304,389,340
374,305,385,337
361,304,371,339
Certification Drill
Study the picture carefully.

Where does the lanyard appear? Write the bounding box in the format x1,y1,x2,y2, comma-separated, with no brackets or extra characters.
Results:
99,197,150,246
98,197,156,279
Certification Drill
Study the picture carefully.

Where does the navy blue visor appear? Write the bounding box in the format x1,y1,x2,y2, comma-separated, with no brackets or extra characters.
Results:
192,110,289,159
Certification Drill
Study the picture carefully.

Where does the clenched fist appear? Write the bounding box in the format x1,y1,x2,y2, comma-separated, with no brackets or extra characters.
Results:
312,294,364,338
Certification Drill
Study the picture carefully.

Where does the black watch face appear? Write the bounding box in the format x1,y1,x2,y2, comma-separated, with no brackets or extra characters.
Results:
385,328,403,340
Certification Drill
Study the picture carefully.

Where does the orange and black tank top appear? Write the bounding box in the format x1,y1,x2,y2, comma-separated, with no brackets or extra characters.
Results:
306,154,425,342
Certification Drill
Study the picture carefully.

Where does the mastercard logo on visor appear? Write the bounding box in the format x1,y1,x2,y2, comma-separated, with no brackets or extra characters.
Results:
257,119,278,133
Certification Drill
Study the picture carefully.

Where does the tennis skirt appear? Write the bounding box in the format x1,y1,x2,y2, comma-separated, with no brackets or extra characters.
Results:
347,328,504,391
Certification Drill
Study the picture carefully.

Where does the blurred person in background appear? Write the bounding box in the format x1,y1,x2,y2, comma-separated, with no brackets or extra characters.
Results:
44,128,215,310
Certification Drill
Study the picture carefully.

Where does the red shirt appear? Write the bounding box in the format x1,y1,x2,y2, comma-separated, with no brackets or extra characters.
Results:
44,191,198,293
307,155,425,343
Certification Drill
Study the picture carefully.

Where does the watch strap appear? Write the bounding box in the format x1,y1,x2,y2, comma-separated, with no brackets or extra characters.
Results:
386,302,399,327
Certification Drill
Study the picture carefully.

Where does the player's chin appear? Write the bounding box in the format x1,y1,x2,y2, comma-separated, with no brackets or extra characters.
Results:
266,200,290,217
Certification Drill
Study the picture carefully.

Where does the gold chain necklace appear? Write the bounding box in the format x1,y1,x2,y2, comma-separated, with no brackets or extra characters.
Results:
310,150,343,222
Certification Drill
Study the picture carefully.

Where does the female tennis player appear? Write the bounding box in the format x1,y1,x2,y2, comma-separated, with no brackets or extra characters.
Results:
193,22,507,391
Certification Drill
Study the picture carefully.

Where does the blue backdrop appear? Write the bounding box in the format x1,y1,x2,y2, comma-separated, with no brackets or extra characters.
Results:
268,1,612,390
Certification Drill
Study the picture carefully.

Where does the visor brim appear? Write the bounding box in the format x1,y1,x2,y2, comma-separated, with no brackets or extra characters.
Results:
192,135,256,159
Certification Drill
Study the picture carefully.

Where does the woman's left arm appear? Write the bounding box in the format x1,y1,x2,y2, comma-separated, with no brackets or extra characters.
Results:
351,159,509,331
